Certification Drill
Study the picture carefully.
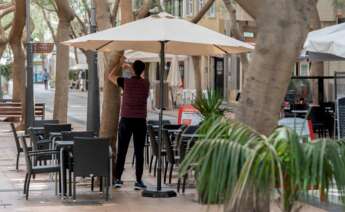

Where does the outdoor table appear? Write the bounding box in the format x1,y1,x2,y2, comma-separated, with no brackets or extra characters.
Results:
55,140,74,198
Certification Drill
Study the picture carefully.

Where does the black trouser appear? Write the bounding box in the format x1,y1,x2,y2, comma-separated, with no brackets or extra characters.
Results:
115,117,147,182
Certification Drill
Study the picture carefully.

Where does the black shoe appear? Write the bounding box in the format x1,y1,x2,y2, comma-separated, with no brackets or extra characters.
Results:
134,180,147,190
113,179,123,188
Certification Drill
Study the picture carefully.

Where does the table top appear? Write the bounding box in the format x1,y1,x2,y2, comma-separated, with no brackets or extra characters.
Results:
181,134,204,138
55,140,74,147
164,129,182,133
291,110,308,113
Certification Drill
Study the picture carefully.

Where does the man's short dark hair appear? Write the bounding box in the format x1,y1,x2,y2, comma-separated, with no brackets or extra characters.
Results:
133,60,145,76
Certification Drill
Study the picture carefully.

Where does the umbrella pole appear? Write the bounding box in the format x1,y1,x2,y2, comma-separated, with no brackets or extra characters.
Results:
142,41,177,198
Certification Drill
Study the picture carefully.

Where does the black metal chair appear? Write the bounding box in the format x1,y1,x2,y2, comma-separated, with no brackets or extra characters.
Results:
10,123,31,170
33,119,59,127
44,123,72,139
163,129,180,184
60,131,97,195
131,120,172,167
72,137,112,201
309,106,328,138
176,125,199,193
21,136,60,200
147,125,162,176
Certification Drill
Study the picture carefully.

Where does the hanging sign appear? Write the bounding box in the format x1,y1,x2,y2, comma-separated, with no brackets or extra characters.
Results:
177,104,203,126
33,43,54,54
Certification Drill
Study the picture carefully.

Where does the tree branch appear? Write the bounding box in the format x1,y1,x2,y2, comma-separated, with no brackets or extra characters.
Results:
111,0,121,25
0,5,15,19
191,0,216,23
75,13,88,35
41,7,57,42
136,0,152,19
81,0,91,20
234,0,258,19
0,2,14,10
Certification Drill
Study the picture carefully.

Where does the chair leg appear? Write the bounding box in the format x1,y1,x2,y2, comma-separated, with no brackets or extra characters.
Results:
99,177,103,192
69,170,72,196
91,176,94,191
164,161,168,184
169,164,174,184
73,174,76,201
105,177,109,201
25,173,31,200
132,153,135,167
154,157,157,177
182,174,187,194
149,155,153,174
16,153,20,171
23,173,28,194
146,145,150,165
177,178,180,193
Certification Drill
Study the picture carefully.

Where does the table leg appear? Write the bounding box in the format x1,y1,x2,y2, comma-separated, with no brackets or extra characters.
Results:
60,147,65,199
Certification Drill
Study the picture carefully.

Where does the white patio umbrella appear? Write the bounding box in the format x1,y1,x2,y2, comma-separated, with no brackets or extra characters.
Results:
125,50,187,63
63,12,253,198
302,22,345,61
167,56,181,107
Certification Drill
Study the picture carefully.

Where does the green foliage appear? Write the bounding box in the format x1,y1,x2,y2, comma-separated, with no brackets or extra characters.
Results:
193,89,223,118
0,64,11,80
180,116,345,211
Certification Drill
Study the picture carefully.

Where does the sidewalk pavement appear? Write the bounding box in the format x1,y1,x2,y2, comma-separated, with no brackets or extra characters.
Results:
0,122,212,212
0,112,328,212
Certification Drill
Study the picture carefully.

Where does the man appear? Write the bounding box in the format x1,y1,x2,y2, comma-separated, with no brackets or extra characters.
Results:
108,59,150,190
42,68,49,90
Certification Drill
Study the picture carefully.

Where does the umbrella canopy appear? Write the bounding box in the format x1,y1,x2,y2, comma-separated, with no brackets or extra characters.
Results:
63,12,253,55
125,50,187,63
303,23,345,61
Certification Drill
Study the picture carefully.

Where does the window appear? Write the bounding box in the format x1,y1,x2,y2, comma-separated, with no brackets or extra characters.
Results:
184,0,193,16
208,2,216,17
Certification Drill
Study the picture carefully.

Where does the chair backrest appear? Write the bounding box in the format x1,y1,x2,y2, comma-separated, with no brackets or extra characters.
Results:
10,123,21,153
163,124,182,130
183,125,199,135
61,131,96,141
44,124,72,138
162,130,175,163
33,119,59,127
309,106,325,123
73,137,110,177
148,125,159,156
20,137,32,172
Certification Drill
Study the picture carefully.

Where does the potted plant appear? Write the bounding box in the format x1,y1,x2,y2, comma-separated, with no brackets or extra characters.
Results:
180,104,345,211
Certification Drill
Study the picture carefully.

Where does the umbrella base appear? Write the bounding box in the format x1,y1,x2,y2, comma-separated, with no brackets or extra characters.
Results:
142,188,177,198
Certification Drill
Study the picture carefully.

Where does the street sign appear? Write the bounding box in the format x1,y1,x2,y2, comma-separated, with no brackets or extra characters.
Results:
32,43,54,54
337,96,345,138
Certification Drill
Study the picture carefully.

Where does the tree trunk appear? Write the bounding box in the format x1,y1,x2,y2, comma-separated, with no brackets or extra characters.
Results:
9,0,25,102
234,0,317,136
192,56,203,99
96,0,152,179
9,0,26,128
53,0,74,123
190,0,216,99
223,0,250,89
95,0,131,179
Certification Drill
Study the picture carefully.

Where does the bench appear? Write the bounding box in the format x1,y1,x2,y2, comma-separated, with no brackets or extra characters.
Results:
0,102,45,122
